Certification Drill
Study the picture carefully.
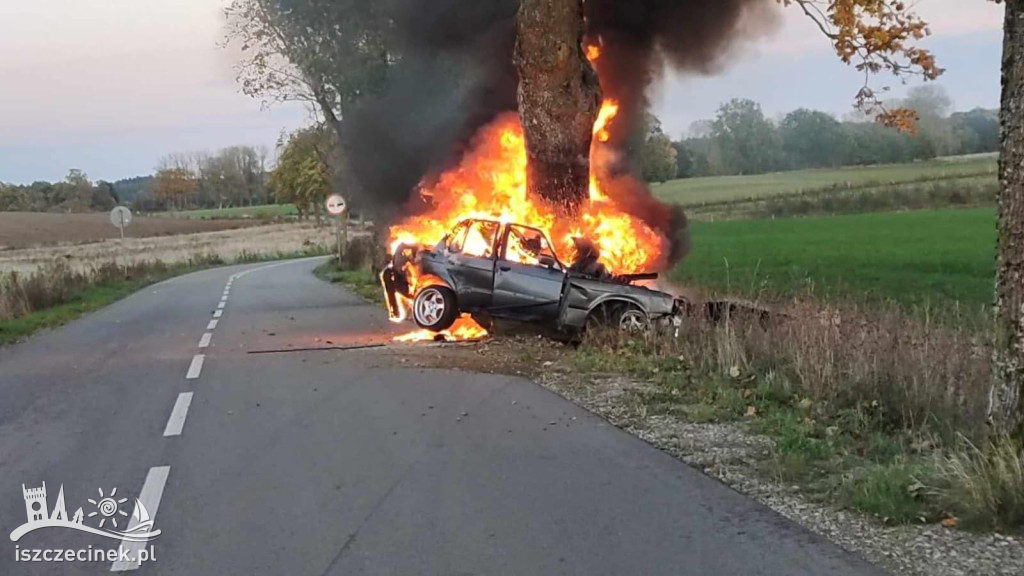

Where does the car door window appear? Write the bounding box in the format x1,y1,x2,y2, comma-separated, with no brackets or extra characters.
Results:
503,225,559,268
463,221,500,258
446,222,470,253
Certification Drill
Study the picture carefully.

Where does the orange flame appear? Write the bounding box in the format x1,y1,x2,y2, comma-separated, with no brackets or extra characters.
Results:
387,99,668,340
393,316,489,343
585,44,601,62
592,99,619,144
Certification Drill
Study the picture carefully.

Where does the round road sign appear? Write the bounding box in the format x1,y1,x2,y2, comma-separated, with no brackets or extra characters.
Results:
110,206,132,229
325,194,347,216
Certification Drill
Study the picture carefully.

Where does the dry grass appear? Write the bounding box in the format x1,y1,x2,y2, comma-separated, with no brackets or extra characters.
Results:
0,222,338,275
629,300,992,439
0,256,220,321
933,435,1024,531
0,211,260,249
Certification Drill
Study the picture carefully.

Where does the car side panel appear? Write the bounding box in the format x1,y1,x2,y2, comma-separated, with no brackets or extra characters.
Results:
445,253,496,310
492,262,565,319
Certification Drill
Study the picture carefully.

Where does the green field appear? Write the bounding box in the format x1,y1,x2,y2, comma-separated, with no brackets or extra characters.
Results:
672,207,996,316
652,155,997,207
163,204,297,220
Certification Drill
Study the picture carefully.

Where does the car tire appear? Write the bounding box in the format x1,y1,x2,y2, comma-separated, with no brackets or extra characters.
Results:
615,305,652,336
586,303,651,337
413,286,459,332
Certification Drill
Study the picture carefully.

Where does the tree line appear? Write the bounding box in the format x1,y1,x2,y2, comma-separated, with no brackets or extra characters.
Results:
0,170,118,213
0,145,272,214
634,85,999,183
147,145,271,211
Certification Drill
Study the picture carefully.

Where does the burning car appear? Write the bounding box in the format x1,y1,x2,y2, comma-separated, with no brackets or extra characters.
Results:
382,218,685,336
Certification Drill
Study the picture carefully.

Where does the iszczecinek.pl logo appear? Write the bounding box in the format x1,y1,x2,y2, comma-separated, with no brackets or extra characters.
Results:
9,482,160,543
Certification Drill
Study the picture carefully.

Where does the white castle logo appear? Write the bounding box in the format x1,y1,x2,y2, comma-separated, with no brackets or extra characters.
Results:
10,482,160,543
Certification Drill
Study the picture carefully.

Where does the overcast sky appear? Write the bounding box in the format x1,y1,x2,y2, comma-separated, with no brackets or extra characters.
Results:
0,0,1007,184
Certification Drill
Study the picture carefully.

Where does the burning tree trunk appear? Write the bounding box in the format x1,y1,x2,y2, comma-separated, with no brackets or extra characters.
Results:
992,0,1024,442
514,0,601,212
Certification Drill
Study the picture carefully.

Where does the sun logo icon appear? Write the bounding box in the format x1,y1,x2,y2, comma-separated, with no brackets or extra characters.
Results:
87,487,128,528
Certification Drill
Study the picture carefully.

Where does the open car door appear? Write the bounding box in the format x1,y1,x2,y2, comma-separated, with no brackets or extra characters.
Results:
492,224,565,320
444,219,501,310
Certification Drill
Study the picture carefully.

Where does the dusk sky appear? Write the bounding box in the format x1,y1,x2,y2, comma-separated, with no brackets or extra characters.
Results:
0,0,1007,184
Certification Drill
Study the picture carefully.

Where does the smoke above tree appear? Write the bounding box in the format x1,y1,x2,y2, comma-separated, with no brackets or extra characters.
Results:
343,0,772,220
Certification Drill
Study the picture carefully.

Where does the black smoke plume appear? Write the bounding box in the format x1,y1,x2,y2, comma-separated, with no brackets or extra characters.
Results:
345,0,770,263
342,0,519,212
584,0,771,146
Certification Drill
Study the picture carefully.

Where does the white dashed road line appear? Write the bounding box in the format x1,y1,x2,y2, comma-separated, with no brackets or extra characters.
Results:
185,354,205,380
207,319,218,330
213,310,223,318
198,333,212,349
111,466,170,572
163,393,194,437
217,301,226,309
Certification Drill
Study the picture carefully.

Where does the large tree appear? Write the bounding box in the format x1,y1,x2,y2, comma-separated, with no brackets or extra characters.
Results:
514,0,601,211
269,127,334,225
992,0,1024,440
711,99,784,175
225,0,389,213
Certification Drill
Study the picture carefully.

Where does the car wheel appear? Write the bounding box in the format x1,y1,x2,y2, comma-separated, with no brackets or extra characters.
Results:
616,305,652,336
413,286,459,332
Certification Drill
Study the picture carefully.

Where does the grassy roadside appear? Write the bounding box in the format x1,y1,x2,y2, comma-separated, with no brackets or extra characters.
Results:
568,314,1022,532
313,258,382,304
0,247,328,346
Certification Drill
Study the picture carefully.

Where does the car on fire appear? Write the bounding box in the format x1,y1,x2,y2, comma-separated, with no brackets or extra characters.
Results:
381,218,685,336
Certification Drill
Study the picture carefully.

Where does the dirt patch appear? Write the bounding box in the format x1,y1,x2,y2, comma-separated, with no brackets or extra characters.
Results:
0,212,260,250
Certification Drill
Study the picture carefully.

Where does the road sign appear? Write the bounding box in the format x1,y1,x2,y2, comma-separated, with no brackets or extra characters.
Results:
110,206,132,230
325,194,347,216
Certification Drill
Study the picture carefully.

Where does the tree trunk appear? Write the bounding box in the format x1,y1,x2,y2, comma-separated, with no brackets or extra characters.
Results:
992,0,1024,441
514,0,601,213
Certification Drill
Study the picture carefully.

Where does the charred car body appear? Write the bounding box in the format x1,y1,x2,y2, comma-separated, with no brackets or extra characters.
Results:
382,218,684,335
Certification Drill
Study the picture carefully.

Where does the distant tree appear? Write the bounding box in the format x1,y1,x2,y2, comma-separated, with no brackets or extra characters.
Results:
901,85,957,158
951,108,1000,154
629,114,678,183
51,170,96,213
779,109,847,169
111,176,154,207
269,126,333,225
903,85,954,119
0,183,28,211
91,181,117,211
150,167,199,211
638,132,677,183
711,99,783,175
671,141,693,179
841,121,920,166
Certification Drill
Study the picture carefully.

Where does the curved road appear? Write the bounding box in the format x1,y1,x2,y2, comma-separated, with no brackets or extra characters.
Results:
0,258,884,575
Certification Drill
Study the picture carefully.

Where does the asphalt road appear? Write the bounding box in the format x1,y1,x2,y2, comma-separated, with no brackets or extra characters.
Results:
0,258,885,575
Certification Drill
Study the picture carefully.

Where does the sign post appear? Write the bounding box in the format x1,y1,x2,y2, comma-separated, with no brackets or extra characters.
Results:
325,194,348,264
109,206,132,276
